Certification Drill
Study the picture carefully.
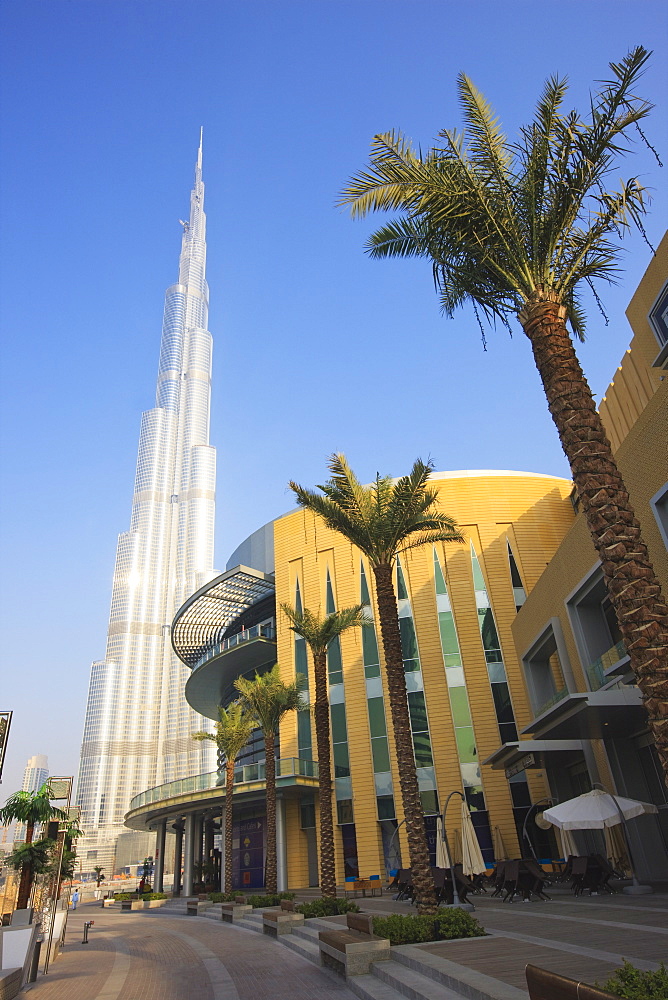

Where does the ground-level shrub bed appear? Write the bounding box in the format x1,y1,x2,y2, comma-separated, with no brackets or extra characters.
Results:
207,891,295,906
371,911,485,946
142,893,168,900
113,893,135,900
599,960,668,999
296,898,359,918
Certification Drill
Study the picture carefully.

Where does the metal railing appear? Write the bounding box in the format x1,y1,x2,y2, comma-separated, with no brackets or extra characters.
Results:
585,640,628,691
193,623,276,671
128,756,318,812
534,685,568,718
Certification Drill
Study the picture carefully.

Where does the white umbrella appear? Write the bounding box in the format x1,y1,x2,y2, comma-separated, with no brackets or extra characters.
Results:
460,800,487,876
557,827,579,858
493,825,509,861
542,788,657,830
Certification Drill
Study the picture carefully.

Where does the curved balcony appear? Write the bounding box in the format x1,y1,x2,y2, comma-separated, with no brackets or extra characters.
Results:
185,623,277,720
124,757,320,831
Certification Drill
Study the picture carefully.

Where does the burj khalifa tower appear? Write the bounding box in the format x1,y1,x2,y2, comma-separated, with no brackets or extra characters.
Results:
76,134,217,868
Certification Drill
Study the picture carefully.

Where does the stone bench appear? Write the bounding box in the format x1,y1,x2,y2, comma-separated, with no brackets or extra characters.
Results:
262,899,304,937
526,964,617,1000
143,899,169,908
0,968,22,1000
318,912,390,978
120,900,145,911
186,900,213,916
220,903,253,923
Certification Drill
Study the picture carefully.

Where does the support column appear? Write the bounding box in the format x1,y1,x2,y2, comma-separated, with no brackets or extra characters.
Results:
204,817,214,871
276,797,287,892
183,813,196,896
154,820,166,893
194,815,204,885
220,804,226,891
173,824,183,896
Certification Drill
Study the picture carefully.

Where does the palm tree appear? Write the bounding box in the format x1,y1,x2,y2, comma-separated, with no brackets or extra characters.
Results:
93,865,105,887
0,784,68,908
339,46,668,777
290,455,463,913
281,603,367,898
193,703,256,892
235,666,306,894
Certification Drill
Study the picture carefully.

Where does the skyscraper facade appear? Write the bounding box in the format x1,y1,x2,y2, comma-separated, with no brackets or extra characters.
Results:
76,136,217,869
13,754,49,843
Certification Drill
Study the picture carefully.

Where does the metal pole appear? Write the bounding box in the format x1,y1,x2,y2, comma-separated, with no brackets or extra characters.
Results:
173,823,184,896
441,790,474,912
386,819,405,880
154,821,166,893
591,783,652,895
521,798,553,861
43,777,73,975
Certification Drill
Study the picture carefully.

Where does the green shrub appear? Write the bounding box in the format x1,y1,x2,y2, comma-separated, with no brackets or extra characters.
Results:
247,892,295,908
372,910,485,946
207,892,240,903
296,898,360,918
141,893,168,901
113,892,135,901
599,960,668,999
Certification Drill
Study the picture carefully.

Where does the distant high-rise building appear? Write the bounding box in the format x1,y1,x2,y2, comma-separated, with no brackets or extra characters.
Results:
13,754,49,842
76,134,217,870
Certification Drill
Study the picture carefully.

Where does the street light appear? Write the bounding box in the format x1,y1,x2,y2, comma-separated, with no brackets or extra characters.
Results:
441,790,475,912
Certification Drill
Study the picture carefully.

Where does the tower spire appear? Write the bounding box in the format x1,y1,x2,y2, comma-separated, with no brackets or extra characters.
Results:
198,127,203,170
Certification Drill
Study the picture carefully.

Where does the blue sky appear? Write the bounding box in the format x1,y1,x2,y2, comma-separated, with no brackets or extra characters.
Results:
1,0,666,799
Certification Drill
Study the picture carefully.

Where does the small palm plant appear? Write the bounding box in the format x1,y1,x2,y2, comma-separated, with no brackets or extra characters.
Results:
235,666,306,894
281,603,367,897
93,865,105,887
0,784,68,908
193,703,256,892
339,47,668,777
290,454,463,912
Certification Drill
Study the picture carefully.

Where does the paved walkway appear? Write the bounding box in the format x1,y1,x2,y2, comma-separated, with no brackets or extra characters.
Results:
22,904,358,1000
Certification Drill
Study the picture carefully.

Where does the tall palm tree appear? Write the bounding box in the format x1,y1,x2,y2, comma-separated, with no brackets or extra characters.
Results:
290,455,463,913
281,603,367,898
0,784,68,908
339,46,668,777
193,703,256,893
235,666,306,894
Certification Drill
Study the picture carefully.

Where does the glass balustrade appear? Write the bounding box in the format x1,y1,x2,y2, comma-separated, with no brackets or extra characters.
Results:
193,623,276,671
128,756,318,811
585,640,628,691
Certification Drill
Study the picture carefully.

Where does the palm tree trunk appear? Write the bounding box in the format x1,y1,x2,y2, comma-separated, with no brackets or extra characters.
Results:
16,821,35,909
314,650,337,897
373,563,438,913
264,731,278,894
225,760,235,893
521,295,668,777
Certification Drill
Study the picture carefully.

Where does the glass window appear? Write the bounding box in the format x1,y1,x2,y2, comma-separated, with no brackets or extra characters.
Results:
371,738,390,773
408,691,428,731
396,558,409,600
450,686,472,728
333,743,350,776
362,627,380,668
420,790,439,815
330,703,348,743
367,698,387,738
400,617,419,661
492,682,515,724
438,614,459,656
328,635,343,682
455,726,476,763
377,795,396,820
412,732,433,768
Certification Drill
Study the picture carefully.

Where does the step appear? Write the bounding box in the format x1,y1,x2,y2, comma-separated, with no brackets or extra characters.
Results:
371,959,467,1000
233,917,264,933
280,933,322,965
348,971,419,1000
291,923,321,944
391,945,527,1000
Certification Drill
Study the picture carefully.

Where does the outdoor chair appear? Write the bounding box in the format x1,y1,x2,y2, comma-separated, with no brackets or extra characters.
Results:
490,860,507,897
501,860,520,902
518,859,551,901
591,855,617,893
569,855,590,895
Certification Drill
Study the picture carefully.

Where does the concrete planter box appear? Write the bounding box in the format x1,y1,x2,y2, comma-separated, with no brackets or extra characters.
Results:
143,900,168,909
220,904,252,923
120,900,145,911
262,911,304,937
186,901,213,916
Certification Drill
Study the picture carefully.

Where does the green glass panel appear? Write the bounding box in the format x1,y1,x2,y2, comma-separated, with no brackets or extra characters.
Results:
444,652,462,669
362,626,379,668
329,671,343,685
371,737,390,773
438,612,459,656
295,579,302,614
433,550,447,596
364,663,380,679
399,617,418,661
420,790,439,815
377,795,395,820
328,635,342,681
337,799,354,824
326,571,335,614
471,544,486,592
367,697,387,738
403,658,420,672
408,691,428,732
330,703,348,743
455,726,477,763
297,710,311,757
333,742,350,776
300,795,315,829
449,686,472,728
413,732,433,767
295,637,308,678
360,563,371,605
396,558,408,600
479,608,501,654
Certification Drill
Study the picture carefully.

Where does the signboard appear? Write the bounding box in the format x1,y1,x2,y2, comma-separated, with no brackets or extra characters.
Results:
0,712,12,781
505,753,534,779
48,777,73,801
232,817,264,889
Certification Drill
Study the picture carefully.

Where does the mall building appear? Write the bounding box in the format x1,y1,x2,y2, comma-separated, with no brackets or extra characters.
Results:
124,235,667,893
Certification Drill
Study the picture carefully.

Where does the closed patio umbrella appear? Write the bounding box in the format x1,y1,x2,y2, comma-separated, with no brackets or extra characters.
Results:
493,825,508,861
604,823,629,873
460,800,486,877
557,826,579,858
436,817,451,868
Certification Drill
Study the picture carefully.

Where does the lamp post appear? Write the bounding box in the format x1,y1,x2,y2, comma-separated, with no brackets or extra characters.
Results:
441,790,474,912
591,783,652,896
521,798,554,861
386,819,405,881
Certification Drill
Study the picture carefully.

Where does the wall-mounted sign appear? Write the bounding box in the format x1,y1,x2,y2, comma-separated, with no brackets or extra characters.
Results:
505,753,534,779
